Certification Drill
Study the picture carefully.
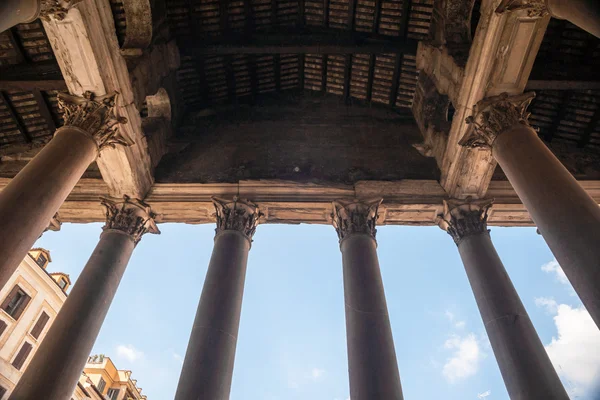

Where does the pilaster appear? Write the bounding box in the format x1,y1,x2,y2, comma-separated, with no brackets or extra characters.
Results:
212,197,261,242
437,198,493,244
101,195,160,244
331,199,382,242
460,92,535,149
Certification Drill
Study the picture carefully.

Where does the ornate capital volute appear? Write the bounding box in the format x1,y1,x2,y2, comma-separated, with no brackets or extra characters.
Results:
331,199,382,243
461,92,535,149
57,91,132,153
437,198,493,245
40,0,84,21
101,195,160,244
495,0,549,18
212,197,262,242
39,212,61,238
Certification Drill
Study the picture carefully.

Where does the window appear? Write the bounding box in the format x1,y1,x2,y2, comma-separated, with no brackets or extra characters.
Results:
1,285,31,320
58,278,68,289
0,385,6,399
107,388,120,400
97,377,106,393
0,320,6,337
30,312,50,339
12,342,33,370
36,253,47,267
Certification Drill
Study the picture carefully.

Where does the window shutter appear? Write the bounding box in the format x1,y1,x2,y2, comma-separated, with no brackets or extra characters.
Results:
30,312,50,339
12,342,33,370
0,286,21,310
11,293,30,320
0,320,7,337
97,377,106,393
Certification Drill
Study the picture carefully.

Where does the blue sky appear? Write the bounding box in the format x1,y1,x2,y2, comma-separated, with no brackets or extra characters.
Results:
34,223,600,400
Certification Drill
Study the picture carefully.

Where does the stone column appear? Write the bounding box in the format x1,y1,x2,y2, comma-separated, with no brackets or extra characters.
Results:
0,0,79,34
9,196,158,400
175,198,260,400
462,92,600,329
438,199,568,400
332,200,404,400
0,91,130,291
496,0,600,38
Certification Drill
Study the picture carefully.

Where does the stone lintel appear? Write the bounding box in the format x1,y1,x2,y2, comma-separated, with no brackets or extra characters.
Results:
42,0,179,198
436,0,549,198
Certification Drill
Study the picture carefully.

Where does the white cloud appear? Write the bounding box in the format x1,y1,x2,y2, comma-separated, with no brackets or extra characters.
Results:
535,296,559,314
311,368,325,380
442,334,484,383
116,344,144,363
454,321,466,329
545,304,600,396
477,390,491,399
445,310,455,322
541,259,569,285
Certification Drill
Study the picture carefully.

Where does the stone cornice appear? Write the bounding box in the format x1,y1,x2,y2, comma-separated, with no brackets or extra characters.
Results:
495,0,549,18
57,91,132,152
101,195,160,244
437,198,494,244
331,199,382,242
213,197,261,242
461,92,536,149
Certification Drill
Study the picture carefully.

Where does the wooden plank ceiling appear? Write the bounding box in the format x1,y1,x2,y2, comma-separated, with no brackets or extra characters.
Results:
527,18,600,152
166,0,434,112
0,21,64,153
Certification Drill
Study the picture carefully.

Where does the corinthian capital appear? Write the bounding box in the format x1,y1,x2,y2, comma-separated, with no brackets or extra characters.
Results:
40,0,84,21
101,195,160,244
213,197,261,241
437,198,493,244
57,91,132,151
461,92,535,149
331,199,382,242
495,0,549,18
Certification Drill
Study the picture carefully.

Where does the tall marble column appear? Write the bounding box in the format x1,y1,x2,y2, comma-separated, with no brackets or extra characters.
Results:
496,0,600,38
462,92,600,329
175,197,261,400
0,0,79,38
0,91,130,291
9,196,158,400
332,200,404,400
438,199,568,399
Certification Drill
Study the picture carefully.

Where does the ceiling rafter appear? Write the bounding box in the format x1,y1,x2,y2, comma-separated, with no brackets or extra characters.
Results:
0,92,31,143
366,0,382,103
545,91,572,142
244,0,258,101
343,0,358,103
32,90,57,133
578,105,600,148
389,0,412,106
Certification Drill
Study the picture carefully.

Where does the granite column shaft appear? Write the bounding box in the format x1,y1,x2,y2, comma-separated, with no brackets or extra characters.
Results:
8,197,158,400
333,200,403,400
175,198,259,400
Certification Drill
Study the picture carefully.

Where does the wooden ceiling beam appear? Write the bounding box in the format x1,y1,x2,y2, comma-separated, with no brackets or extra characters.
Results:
323,0,330,27
526,80,600,91
7,28,27,64
321,55,328,93
0,80,67,91
297,0,305,27
274,54,281,92
544,91,572,142
367,0,382,103
32,90,57,133
0,92,31,143
579,106,600,148
180,34,419,55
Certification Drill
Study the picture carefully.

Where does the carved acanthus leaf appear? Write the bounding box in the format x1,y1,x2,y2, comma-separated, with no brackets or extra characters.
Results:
495,0,549,18
101,195,160,244
437,198,493,244
213,197,262,241
461,92,535,149
40,0,84,21
57,91,132,151
331,199,382,242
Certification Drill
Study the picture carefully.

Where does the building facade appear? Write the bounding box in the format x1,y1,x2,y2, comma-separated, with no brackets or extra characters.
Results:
0,249,68,397
0,250,146,400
